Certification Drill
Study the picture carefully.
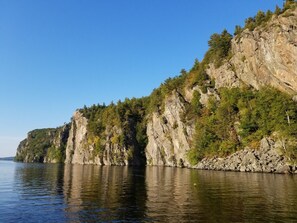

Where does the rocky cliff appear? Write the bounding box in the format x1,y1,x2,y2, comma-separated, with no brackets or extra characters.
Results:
146,91,194,167
15,3,297,173
15,124,70,163
208,7,297,93
64,107,146,165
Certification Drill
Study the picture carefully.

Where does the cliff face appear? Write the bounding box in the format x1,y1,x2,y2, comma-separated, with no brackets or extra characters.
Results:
64,111,91,164
15,5,297,172
146,92,194,167
65,111,145,165
15,124,70,163
209,8,297,93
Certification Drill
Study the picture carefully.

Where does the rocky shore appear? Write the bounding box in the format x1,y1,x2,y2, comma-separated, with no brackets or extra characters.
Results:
195,138,297,174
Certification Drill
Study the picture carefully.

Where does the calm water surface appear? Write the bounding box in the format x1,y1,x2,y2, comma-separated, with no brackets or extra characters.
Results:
0,160,297,222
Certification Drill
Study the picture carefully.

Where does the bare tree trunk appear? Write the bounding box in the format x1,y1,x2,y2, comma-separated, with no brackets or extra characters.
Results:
286,111,291,126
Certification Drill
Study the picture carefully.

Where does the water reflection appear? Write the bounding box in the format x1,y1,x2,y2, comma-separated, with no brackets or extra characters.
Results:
8,162,297,222
63,165,148,222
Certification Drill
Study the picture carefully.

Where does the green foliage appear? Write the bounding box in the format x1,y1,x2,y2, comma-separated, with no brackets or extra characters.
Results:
147,71,188,113
283,0,297,11
46,146,65,163
15,128,60,162
187,30,232,89
188,87,297,164
244,17,256,31
94,140,105,156
275,5,282,15
242,1,297,32
204,29,233,68
279,136,297,165
239,87,297,142
80,96,149,163
191,91,202,115
234,25,243,36
182,90,203,123
244,10,273,31
255,10,266,26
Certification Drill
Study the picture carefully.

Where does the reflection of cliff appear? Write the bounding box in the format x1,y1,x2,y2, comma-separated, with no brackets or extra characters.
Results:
189,170,297,222
12,164,67,222
144,167,297,222
15,163,65,196
62,165,147,222
145,167,198,222
13,164,297,222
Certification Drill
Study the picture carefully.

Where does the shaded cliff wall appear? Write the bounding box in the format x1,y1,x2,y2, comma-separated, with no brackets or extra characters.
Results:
15,124,70,163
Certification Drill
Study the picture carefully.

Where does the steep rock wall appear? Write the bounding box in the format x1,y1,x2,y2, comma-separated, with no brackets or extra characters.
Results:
65,111,143,165
146,91,195,167
208,8,297,94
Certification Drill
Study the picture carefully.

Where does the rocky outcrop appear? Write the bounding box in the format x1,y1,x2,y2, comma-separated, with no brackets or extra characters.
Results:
146,91,194,167
65,111,144,165
15,124,70,163
195,138,297,173
43,124,70,163
65,111,91,164
208,8,297,94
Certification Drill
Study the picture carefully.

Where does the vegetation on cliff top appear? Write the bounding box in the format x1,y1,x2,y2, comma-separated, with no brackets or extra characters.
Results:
80,0,297,165
15,125,69,163
15,128,56,162
80,97,148,163
235,0,297,36
17,0,297,165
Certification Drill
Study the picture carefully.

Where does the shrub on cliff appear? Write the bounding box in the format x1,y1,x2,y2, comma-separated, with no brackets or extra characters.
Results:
204,29,233,68
188,87,297,165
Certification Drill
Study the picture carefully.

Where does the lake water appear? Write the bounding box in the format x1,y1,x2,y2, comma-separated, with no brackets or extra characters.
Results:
0,160,297,222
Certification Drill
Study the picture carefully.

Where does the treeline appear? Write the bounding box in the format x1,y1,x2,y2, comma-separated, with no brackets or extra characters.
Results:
15,128,64,162
235,0,297,35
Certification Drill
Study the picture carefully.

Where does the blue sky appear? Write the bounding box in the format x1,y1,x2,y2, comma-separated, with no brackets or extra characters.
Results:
0,0,283,157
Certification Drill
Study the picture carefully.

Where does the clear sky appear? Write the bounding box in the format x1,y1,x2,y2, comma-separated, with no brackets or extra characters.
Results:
0,0,283,157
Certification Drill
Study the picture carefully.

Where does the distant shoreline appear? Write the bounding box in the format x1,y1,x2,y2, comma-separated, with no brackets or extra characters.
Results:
0,157,14,161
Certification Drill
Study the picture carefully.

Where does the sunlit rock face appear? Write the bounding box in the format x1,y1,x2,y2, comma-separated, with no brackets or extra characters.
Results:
145,92,195,167
16,7,297,173
195,137,297,173
65,111,144,165
208,8,297,94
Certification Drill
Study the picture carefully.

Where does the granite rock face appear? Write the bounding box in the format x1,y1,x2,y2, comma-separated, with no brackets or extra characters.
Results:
195,138,296,173
146,91,194,167
65,111,144,165
208,8,297,94
65,111,92,164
